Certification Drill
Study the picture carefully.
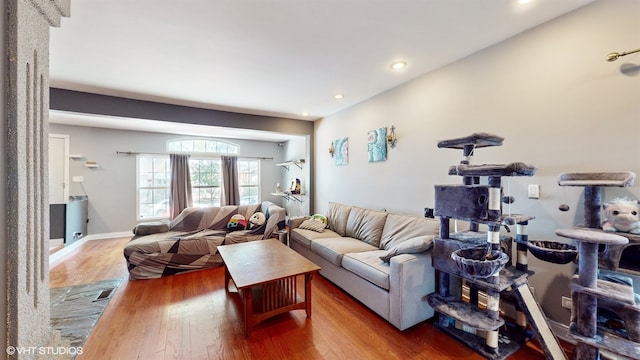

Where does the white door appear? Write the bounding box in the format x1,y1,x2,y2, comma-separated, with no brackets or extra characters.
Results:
49,134,69,204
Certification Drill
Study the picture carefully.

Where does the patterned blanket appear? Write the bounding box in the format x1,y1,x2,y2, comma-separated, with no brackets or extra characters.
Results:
125,201,285,280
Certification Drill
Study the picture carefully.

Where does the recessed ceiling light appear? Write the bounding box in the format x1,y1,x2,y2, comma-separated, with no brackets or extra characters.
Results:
518,0,533,4
334,94,344,100
390,61,407,70
301,112,310,117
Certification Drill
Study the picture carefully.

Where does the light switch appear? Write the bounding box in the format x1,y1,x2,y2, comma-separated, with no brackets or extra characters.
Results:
528,184,540,199
72,176,84,183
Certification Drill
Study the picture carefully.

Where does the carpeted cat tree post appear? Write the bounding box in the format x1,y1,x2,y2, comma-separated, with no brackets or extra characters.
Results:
555,172,640,360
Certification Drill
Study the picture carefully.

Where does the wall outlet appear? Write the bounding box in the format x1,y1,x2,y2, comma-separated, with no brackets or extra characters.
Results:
72,176,84,182
562,296,572,309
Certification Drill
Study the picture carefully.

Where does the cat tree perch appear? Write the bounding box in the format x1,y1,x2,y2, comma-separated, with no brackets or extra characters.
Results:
428,133,566,360
553,171,640,360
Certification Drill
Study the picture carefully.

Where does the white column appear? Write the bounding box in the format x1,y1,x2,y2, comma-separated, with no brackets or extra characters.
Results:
4,1,69,358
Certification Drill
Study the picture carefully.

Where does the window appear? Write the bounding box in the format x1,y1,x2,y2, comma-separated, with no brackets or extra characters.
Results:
167,139,238,154
190,159,221,207
238,159,259,205
136,139,259,220
137,156,170,219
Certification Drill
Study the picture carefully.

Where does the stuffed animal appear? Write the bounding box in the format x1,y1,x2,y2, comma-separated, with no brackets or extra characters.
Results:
248,212,266,230
227,214,247,231
310,214,328,224
602,197,640,234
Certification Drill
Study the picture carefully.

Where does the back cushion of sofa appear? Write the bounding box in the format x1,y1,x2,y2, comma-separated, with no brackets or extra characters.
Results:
207,206,238,230
326,202,352,236
171,207,220,231
379,213,440,250
345,207,388,247
238,203,261,219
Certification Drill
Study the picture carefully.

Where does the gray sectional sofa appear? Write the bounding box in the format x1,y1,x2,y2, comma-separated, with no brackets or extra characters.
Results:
288,201,440,330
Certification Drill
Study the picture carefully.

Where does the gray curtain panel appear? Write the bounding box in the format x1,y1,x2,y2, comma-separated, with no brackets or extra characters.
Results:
169,154,193,219
221,155,240,206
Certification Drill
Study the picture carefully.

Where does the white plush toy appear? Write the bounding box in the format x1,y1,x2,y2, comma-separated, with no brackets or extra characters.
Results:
248,212,266,230
602,197,640,234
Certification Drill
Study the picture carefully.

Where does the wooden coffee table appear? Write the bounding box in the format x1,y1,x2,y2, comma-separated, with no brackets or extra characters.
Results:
218,239,321,337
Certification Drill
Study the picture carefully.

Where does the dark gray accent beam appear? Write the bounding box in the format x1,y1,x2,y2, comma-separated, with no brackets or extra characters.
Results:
50,88,314,136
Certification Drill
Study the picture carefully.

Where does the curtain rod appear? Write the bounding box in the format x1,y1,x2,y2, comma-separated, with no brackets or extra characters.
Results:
115,151,273,160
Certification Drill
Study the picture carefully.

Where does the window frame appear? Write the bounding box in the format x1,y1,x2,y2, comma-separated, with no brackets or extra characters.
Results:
135,139,260,220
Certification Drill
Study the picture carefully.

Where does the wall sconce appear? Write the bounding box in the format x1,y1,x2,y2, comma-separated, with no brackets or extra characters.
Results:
328,142,335,157
606,47,640,62
386,126,398,148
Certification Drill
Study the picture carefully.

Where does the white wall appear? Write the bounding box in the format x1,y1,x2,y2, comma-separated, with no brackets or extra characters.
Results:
314,0,640,325
280,135,311,217
50,123,288,235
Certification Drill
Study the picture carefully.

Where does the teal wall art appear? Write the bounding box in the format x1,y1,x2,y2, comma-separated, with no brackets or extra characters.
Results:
334,137,348,165
367,127,387,162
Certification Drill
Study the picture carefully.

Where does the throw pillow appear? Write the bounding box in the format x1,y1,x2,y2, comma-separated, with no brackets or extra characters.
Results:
298,219,327,232
310,214,328,224
379,235,435,262
248,212,266,230
227,214,247,231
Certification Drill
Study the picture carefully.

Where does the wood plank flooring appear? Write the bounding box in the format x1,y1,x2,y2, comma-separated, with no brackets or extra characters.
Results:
50,237,565,360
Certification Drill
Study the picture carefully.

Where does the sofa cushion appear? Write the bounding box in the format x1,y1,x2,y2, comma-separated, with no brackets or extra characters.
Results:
298,219,327,232
224,230,263,244
379,213,439,250
379,235,435,262
345,207,388,247
238,204,261,219
310,237,378,266
170,207,222,232
206,206,240,230
290,228,341,248
342,250,390,290
326,202,352,236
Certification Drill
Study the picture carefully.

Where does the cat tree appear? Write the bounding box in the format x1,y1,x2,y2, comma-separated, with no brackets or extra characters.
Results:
427,133,566,359
549,172,640,360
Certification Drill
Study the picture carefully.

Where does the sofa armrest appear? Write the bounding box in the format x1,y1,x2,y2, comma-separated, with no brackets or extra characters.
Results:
288,216,309,229
132,219,171,235
388,251,436,330
287,216,310,237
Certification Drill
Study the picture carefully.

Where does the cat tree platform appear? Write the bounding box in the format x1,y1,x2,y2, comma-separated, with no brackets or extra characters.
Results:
437,132,504,149
558,172,636,187
556,227,640,360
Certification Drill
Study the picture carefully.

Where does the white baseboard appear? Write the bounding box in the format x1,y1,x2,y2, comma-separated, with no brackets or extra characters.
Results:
83,231,132,241
548,319,573,343
49,237,88,266
50,238,64,247
49,231,132,266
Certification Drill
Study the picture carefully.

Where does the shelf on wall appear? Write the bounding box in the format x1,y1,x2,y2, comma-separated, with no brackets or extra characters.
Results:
276,159,305,170
271,192,304,203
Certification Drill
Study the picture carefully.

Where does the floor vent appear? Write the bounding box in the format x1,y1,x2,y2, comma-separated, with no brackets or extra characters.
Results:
94,288,114,301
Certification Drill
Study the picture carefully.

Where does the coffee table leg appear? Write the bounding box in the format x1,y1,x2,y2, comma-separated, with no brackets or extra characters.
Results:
224,266,230,292
243,287,253,338
305,273,313,318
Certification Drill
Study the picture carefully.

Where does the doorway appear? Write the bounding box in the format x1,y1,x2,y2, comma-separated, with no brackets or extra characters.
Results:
49,133,69,247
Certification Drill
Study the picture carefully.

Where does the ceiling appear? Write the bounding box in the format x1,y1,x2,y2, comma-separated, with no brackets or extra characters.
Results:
49,0,594,140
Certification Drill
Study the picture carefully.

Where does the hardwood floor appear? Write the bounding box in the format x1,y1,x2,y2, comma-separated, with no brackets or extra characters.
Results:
50,237,562,360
